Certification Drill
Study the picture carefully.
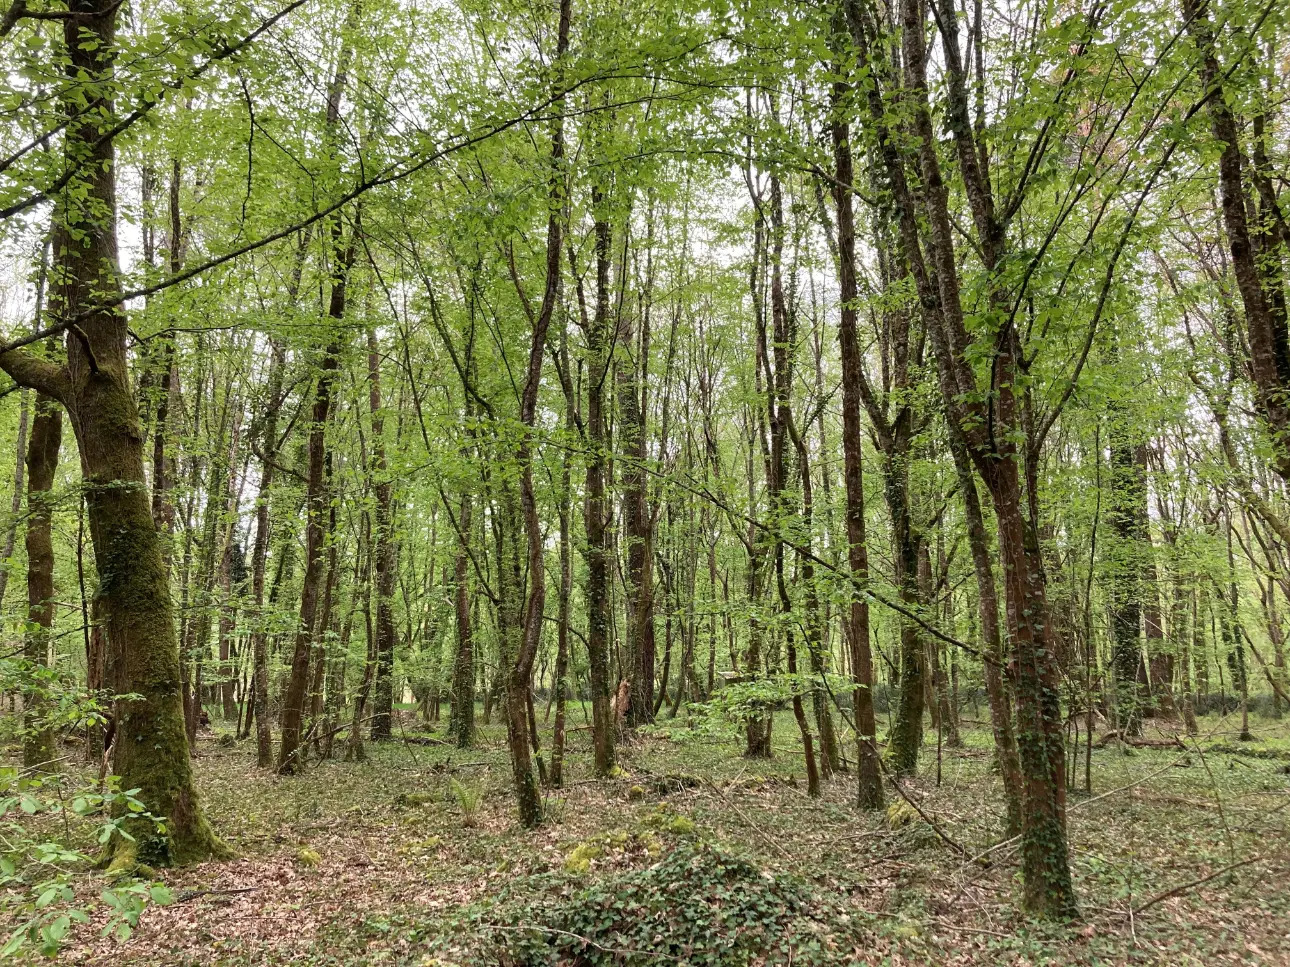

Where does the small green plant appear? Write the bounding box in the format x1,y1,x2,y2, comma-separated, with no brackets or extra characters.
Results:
0,773,173,956
449,778,483,827
0,661,174,957
542,794,567,823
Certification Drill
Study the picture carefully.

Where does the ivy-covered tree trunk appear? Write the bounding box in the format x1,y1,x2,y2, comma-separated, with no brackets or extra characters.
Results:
1107,390,1146,737
617,265,655,728
947,427,1023,834
249,338,286,768
278,312,345,772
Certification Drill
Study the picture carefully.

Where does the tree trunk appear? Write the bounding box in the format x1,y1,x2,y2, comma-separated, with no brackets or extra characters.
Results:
584,196,617,777
448,487,476,748
249,338,286,767
21,393,61,770
368,328,398,741
0,0,222,867
828,68,883,809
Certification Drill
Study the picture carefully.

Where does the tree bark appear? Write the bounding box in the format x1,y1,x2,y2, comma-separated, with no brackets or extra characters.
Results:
0,0,223,867
368,328,399,741
21,392,61,770
828,55,882,808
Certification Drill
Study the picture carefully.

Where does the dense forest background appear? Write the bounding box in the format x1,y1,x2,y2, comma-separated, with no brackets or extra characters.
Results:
0,0,1288,960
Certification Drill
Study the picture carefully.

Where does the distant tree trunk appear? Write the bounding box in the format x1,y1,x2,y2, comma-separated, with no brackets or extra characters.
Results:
346,524,376,763
448,484,475,748
216,422,244,723
309,508,339,733
1223,526,1252,741
249,337,287,768
584,194,617,777
1178,577,1200,735
369,328,399,741
21,393,61,770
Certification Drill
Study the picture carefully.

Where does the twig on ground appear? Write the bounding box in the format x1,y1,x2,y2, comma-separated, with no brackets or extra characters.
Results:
1132,856,1265,916
174,887,259,905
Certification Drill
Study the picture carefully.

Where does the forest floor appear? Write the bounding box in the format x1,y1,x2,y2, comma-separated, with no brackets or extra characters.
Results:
46,705,1290,966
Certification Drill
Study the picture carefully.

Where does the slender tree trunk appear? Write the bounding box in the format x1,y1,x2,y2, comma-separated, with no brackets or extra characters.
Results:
828,67,882,808
368,328,399,741
948,428,1023,833
448,485,476,748
249,339,286,766
584,196,617,777
21,393,61,770
278,250,352,771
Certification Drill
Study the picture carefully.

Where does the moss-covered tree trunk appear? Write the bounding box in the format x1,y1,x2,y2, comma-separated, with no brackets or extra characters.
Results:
0,391,29,611
0,0,223,868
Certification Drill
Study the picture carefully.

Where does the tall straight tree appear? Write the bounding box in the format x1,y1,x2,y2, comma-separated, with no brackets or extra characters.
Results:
827,24,882,808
